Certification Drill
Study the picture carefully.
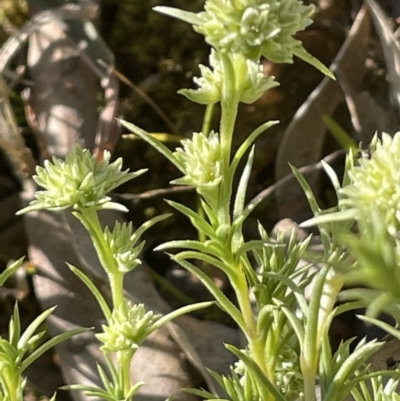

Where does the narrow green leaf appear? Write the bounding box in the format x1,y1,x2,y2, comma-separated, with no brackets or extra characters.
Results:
290,164,321,216
300,210,356,227
126,382,145,399
256,304,275,344
324,340,383,401
17,307,56,352
273,299,305,345
155,239,213,255
174,250,233,275
154,301,214,328
293,47,335,80
322,114,357,151
358,315,400,341
173,258,246,333
153,6,203,26
68,264,112,321
9,303,21,348
229,198,262,244
230,121,279,177
232,147,255,248
303,265,330,373
66,385,114,401
200,199,219,228
0,257,24,286
97,363,114,394
265,272,309,317
131,214,171,245
235,240,284,259
119,119,182,171
226,345,287,401
321,160,341,194
184,388,217,400
21,327,90,370
166,200,216,238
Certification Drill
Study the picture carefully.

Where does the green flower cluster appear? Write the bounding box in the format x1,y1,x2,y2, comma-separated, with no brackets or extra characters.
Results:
18,146,146,213
103,222,144,273
97,300,161,353
340,133,400,237
180,50,278,105
172,130,222,188
275,347,303,401
196,0,315,62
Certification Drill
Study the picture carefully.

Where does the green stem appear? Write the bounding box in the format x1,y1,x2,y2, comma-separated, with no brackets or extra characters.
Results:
108,271,124,309
74,208,123,308
119,350,134,398
202,103,215,136
218,52,240,226
302,369,316,401
232,264,273,401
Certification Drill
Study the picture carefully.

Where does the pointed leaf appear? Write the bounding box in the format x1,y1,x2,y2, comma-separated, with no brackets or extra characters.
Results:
166,200,216,238
68,264,112,321
226,345,287,401
0,257,24,286
119,119,181,170
154,301,214,329
17,307,56,351
131,214,172,245
300,209,356,227
232,148,255,250
230,121,279,177
21,327,90,371
322,114,357,151
293,47,335,80
173,257,246,333
153,6,204,26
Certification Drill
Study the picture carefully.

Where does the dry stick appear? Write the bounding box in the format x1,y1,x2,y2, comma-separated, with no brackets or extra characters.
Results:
251,149,344,206
110,67,178,135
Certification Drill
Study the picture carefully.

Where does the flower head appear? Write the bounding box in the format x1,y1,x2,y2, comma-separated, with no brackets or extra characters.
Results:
339,132,400,237
155,1,334,78
172,131,222,189
18,146,146,214
196,0,315,63
180,50,278,105
179,50,223,105
97,300,161,353
104,222,144,273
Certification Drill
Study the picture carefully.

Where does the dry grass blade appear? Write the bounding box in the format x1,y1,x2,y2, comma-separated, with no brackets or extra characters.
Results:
0,76,35,178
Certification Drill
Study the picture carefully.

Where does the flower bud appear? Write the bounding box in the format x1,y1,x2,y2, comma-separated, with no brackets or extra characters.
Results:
97,300,161,353
196,0,315,63
103,222,144,273
19,146,146,214
172,131,222,189
340,132,400,237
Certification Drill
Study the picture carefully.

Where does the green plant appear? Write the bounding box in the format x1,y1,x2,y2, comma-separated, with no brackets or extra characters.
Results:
0,260,87,401
116,1,400,401
1,1,400,401
7,147,211,401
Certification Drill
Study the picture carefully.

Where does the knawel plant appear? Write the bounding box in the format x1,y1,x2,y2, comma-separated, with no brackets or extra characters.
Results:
117,1,400,401
5,147,212,401
1,1,400,401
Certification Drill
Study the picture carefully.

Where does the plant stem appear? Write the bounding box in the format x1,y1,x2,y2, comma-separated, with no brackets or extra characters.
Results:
218,53,239,226
109,271,124,309
232,263,274,401
202,103,215,136
119,350,135,397
74,208,123,308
